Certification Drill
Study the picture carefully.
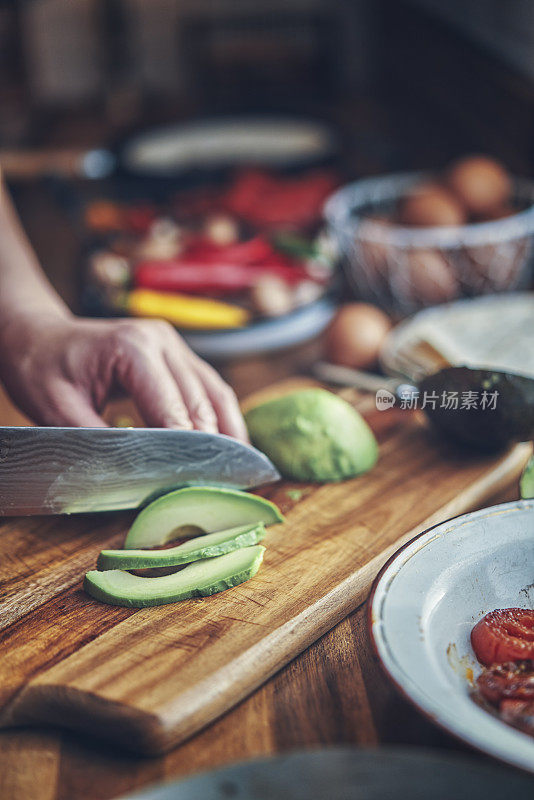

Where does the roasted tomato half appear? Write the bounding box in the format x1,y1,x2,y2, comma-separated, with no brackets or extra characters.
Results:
471,608,534,666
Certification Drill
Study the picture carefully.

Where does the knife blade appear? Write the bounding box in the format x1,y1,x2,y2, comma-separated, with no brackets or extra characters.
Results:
0,427,280,516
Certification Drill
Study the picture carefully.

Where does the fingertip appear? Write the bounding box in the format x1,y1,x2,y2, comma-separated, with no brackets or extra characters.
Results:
221,415,250,443
188,359,249,441
185,400,219,435
238,426,251,444
163,415,194,430
235,417,250,442
200,420,220,435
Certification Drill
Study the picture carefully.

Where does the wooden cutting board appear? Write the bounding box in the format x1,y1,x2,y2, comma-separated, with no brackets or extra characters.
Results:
0,378,530,755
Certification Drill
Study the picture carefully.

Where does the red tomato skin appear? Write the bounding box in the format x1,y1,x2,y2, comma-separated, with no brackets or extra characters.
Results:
471,608,534,666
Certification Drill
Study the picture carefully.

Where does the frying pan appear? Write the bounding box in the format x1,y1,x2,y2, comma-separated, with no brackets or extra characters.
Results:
0,116,337,185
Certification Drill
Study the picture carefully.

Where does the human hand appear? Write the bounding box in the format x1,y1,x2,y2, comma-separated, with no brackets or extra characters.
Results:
0,312,248,440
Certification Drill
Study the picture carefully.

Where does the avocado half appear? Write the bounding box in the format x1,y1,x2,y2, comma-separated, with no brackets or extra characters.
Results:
245,388,378,483
419,367,534,451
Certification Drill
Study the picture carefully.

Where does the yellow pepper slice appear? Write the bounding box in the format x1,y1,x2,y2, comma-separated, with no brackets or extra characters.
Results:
126,289,250,329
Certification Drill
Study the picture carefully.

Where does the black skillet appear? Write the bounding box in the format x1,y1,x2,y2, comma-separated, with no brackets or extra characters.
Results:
1,115,337,190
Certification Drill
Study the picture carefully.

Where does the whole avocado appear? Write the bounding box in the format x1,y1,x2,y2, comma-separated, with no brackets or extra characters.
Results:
245,388,378,482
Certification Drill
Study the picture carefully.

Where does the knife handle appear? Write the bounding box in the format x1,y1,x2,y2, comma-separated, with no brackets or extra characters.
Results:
313,361,401,393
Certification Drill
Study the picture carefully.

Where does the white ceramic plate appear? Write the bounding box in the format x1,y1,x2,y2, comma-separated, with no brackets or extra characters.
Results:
123,117,335,175
369,499,534,772
380,293,534,381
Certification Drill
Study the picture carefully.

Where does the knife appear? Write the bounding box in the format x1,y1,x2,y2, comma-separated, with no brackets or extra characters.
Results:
0,427,280,516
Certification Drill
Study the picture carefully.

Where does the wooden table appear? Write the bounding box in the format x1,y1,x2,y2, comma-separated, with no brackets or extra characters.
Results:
0,185,519,800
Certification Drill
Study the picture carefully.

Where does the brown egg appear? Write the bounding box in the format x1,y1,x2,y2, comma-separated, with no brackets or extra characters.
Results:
398,183,466,227
472,204,516,222
325,303,392,368
405,249,459,305
447,156,511,216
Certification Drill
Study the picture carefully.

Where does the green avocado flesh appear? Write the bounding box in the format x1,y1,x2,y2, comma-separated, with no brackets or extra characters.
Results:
98,522,266,571
520,456,534,499
125,487,284,548
245,388,378,482
85,545,265,608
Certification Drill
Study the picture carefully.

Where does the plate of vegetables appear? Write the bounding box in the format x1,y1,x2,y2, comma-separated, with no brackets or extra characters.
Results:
369,495,534,772
81,168,339,358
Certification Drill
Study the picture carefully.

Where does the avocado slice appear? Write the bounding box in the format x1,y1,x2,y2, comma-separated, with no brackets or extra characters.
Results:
85,545,265,608
520,455,534,499
98,522,266,571
125,487,283,549
245,388,378,482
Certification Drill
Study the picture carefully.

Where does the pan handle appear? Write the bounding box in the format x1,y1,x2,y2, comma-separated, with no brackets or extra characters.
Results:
0,147,114,181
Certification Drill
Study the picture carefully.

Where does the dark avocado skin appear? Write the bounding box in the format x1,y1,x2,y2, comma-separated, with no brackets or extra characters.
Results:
419,367,534,451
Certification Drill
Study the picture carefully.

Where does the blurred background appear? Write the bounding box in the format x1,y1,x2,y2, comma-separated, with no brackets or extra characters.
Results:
1,0,534,383
2,0,534,168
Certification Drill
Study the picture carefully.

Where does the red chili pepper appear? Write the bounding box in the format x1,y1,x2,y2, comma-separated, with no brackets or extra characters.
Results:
134,259,314,295
185,235,273,265
172,169,339,230
222,169,338,228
